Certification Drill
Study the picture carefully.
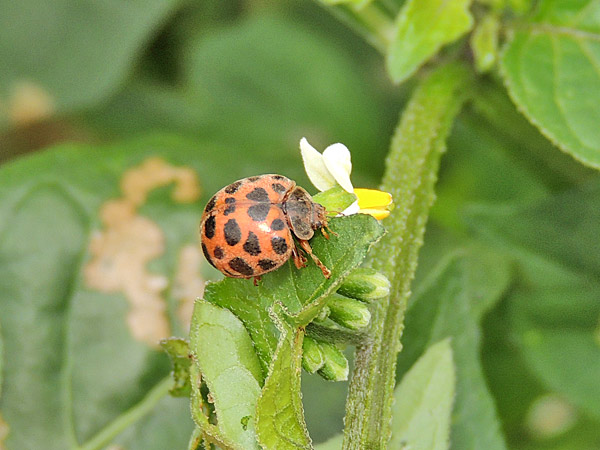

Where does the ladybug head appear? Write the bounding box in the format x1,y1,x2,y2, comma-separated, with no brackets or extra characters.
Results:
311,202,328,230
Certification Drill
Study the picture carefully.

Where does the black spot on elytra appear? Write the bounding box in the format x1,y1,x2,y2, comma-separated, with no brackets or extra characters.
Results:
243,231,261,256
271,236,288,255
213,246,224,259
204,216,216,239
246,187,269,203
247,176,260,182
224,181,242,194
258,259,277,271
247,203,270,221
204,195,217,213
224,219,241,246
202,243,216,267
271,183,287,194
271,218,285,231
272,175,284,180
224,197,236,215
229,257,254,276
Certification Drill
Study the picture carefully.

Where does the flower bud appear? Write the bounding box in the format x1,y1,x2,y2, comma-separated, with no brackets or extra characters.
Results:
327,293,371,330
318,342,349,381
302,336,325,374
338,267,390,302
314,305,331,323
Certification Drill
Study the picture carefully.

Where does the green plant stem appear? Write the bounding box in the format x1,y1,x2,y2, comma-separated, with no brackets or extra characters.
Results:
342,62,472,449
78,377,172,450
317,1,395,53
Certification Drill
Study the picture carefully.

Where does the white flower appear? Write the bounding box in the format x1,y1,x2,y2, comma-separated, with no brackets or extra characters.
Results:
300,137,353,193
299,137,392,220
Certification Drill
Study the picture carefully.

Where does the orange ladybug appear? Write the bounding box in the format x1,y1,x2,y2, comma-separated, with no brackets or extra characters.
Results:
200,174,331,284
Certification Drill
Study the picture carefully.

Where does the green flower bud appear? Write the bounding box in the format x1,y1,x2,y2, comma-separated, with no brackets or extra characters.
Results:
318,342,349,382
338,267,390,302
314,305,331,323
328,294,371,330
302,336,325,374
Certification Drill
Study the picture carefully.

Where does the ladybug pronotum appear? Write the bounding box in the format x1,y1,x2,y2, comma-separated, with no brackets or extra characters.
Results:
200,174,332,284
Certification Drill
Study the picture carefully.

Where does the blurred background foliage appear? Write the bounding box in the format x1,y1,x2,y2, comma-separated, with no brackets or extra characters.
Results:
0,0,599,449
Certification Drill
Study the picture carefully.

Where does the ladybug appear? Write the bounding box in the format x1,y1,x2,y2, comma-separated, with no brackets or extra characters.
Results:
200,174,332,284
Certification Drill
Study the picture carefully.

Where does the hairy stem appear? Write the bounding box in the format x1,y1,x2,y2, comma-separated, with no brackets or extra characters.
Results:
342,62,472,449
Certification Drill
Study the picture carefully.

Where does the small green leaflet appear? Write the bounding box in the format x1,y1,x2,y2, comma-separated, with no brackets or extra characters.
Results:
387,0,473,83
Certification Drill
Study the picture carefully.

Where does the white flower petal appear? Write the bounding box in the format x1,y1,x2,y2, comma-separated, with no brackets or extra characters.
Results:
322,143,353,193
339,200,360,216
300,137,337,192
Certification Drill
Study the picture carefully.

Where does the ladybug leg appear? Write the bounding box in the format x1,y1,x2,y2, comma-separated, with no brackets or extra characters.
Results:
321,224,338,239
298,239,331,279
321,227,339,239
253,276,262,286
291,245,307,269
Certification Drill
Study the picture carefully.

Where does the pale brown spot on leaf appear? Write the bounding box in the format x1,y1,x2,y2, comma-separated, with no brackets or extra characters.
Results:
85,158,202,348
121,157,201,207
172,245,206,329
8,81,54,125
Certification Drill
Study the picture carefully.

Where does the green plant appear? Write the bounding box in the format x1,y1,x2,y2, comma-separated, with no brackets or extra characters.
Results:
1,0,599,449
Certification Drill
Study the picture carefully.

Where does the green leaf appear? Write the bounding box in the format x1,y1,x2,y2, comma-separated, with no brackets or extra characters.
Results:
315,434,343,450
343,62,471,449
160,338,192,397
467,181,600,420
184,13,388,178
203,214,384,374
0,182,89,449
190,301,263,449
0,0,180,128
433,109,551,231
511,286,600,421
84,14,388,186
256,307,311,450
387,0,474,83
187,427,203,450
390,338,455,450
398,249,511,450
0,135,224,449
467,181,600,279
0,320,3,396
81,382,193,450
501,0,600,169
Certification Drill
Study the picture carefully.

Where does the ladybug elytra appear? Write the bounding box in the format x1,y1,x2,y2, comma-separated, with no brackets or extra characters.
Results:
200,174,332,284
